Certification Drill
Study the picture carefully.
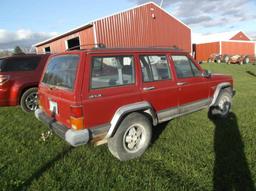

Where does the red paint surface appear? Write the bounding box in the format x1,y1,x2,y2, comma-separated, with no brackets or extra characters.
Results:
36,27,95,54
36,3,191,54
38,48,233,129
230,32,250,41
222,42,255,55
0,54,49,106
194,42,220,61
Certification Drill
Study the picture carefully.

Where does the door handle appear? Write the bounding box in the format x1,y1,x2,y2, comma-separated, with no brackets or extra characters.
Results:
143,86,156,91
177,82,188,86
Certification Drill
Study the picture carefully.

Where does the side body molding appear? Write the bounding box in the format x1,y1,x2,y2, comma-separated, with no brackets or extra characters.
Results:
210,82,232,106
106,101,157,138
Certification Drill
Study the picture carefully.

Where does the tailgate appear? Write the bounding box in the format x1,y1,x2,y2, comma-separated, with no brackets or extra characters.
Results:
38,54,83,128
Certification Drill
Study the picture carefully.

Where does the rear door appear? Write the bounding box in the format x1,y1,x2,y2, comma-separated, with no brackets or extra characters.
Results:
170,54,210,113
82,53,141,128
39,53,84,128
138,54,179,122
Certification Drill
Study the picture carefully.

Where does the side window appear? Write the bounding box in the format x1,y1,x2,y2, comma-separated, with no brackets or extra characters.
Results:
171,55,201,78
140,55,171,82
1,57,41,72
190,62,202,77
91,56,135,89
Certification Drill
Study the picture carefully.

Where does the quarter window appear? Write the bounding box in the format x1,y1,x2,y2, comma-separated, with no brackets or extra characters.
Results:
91,56,135,89
140,55,171,82
171,56,201,78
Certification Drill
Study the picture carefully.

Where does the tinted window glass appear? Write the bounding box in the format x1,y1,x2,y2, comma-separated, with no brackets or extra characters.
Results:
0,59,3,71
172,55,201,78
0,57,41,72
42,55,79,90
91,56,135,89
140,55,171,82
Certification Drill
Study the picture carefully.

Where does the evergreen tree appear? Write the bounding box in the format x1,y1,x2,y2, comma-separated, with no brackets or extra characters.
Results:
13,46,24,55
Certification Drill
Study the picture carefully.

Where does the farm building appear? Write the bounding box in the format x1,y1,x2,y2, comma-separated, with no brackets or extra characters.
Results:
193,31,256,62
34,2,191,53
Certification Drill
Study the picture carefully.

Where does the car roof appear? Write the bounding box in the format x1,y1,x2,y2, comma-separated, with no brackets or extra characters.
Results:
0,53,49,60
53,47,187,56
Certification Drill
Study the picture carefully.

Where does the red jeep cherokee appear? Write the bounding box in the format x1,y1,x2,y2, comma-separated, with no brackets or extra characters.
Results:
0,54,50,112
35,48,235,161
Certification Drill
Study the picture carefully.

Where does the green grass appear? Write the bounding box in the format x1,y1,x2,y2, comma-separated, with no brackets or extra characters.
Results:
1,63,256,191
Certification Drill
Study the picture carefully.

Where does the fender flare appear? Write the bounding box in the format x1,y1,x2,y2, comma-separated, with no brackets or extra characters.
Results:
209,82,232,107
105,101,157,138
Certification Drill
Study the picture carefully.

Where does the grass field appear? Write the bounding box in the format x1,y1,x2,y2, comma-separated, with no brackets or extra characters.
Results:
1,63,256,191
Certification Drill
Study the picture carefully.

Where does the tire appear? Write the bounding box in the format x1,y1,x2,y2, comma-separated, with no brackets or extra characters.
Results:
223,55,230,64
20,87,39,113
244,56,250,64
107,112,152,161
208,89,232,119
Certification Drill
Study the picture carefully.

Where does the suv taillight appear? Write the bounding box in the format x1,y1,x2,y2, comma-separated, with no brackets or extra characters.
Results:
0,75,9,85
70,105,84,130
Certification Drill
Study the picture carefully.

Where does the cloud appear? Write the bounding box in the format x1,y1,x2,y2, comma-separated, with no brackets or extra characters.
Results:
129,0,256,28
0,29,57,50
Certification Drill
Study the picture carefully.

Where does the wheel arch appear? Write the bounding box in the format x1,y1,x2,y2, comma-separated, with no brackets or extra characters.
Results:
106,101,157,138
18,85,38,104
210,82,232,107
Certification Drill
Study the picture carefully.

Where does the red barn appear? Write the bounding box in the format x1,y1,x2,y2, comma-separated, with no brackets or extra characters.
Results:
193,31,256,62
34,2,191,53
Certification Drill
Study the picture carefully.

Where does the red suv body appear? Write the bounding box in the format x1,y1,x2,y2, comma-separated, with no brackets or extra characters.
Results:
0,54,50,112
35,48,235,160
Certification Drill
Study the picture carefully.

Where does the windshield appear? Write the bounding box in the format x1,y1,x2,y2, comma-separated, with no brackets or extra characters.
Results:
42,55,79,90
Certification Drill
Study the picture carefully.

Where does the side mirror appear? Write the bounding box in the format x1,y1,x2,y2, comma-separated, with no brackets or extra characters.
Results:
202,70,211,78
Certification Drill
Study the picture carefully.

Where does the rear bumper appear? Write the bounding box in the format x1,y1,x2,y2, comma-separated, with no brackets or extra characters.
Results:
35,109,90,147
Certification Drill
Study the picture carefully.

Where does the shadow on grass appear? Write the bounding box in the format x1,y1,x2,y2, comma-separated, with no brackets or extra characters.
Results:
151,121,169,145
246,71,256,77
16,146,73,191
209,113,255,191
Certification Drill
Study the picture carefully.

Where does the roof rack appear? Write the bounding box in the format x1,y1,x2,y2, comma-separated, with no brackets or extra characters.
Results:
66,43,106,51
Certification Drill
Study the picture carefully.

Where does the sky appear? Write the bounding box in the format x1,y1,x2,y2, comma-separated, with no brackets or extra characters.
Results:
0,0,256,50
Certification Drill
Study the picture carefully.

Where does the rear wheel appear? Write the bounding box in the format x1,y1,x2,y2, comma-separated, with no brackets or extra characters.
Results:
209,89,232,119
20,87,39,113
108,112,152,161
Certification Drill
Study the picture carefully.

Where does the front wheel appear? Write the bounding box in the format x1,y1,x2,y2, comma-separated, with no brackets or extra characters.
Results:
108,112,152,161
20,87,39,113
209,89,232,118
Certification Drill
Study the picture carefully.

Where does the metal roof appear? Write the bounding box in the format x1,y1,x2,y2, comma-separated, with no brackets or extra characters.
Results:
192,31,253,44
34,1,191,47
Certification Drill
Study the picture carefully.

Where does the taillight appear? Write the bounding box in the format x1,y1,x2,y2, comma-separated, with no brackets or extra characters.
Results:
70,105,84,130
0,75,9,85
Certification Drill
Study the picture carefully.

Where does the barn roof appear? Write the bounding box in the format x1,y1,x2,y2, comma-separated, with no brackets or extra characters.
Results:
34,1,191,47
192,31,252,44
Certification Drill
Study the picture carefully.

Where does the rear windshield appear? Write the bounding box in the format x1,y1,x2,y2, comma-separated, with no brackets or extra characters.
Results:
42,55,79,91
0,56,41,72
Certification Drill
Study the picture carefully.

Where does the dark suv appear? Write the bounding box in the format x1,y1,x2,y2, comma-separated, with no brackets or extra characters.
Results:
0,54,50,112
35,48,235,161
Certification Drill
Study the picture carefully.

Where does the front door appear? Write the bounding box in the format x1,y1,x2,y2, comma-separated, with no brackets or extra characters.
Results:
170,54,210,114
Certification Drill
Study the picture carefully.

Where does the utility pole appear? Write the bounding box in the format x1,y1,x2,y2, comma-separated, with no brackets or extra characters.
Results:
160,0,164,7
